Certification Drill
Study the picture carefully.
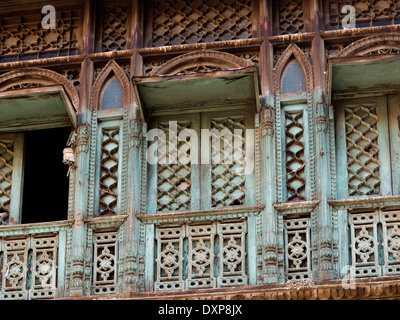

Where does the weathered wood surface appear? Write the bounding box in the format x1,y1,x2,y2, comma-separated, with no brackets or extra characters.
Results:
0,0,399,300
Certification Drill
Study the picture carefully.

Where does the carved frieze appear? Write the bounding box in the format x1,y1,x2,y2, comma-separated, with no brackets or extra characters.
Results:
151,50,251,76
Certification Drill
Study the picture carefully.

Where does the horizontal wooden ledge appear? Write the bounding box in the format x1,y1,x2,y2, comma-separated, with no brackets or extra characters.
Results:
137,205,265,224
0,219,74,236
320,25,400,42
0,55,86,71
137,38,264,57
328,195,400,209
274,200,320,213
84,215,128,230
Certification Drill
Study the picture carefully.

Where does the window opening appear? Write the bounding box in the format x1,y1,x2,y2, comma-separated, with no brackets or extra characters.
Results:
21,127,71,224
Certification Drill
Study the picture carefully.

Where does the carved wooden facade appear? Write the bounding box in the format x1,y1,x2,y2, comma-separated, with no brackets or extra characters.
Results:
0,0,399,300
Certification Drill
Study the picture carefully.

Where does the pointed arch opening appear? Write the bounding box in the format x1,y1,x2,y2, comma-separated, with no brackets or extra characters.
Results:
100,74,125,110
275,44,313,94
91,60,131,111
281,59,307,94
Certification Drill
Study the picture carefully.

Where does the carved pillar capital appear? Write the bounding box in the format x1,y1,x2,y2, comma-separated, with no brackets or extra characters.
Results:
129,118,143,149
260,105,274,137
73,123,91,153
316,102,328,133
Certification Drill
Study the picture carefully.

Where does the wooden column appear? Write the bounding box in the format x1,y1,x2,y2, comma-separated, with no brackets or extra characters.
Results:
312,23,333,279
69,0,95,296
258,0,278,284
309,0,324,32
123,0,144,293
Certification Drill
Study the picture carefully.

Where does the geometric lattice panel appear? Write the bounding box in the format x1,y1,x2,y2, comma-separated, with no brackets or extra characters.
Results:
30,235,59,299
278,0,305,34
284,217,311,280
93,231,119,295
349,210,400,278
380,211,400,276
154,220,248,291
99,128,120,216
328,0,400,30
211,117,246,208
0,10,79,62
349,211,381,277
345,105,380,196
186,223,216,289
0,141,14,220
101,6,128,52
216,220,248,287
0,234,59,300
155,225,185,291
1,237,29,300
151,0,253,47
285,110,306,201
157,121,192,212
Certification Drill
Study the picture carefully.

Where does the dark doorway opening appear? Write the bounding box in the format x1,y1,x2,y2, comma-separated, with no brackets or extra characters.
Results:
21,127,71,224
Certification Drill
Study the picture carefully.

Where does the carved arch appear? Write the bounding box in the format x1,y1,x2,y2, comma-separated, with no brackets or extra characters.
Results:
0,68,80,111
151,50,251,76
275,44,313,92
91,60,131,110
337,34,400,57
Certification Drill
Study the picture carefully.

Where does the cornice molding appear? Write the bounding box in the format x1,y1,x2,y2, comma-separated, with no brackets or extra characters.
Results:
137,205,264,224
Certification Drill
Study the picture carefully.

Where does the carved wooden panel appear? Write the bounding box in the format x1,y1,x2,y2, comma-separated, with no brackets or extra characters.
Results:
349,210,400,278
93,231,119,295
349,211,381,277
155,225,185,291
99,127,120,216
211,116,246,208
100,5,128,52
151,0,253,47
0,141,13,220
345,105,380,196
284,217,311,280
381,211,400,275
0,10,80,62
157,121,192,212
217,220,248,287
284,110,306,201
186,223,216,289
328,0,400,30
155,220,248,291
0,234,59,300
277,0,305,34
30,235,58,299
1,237,29,299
